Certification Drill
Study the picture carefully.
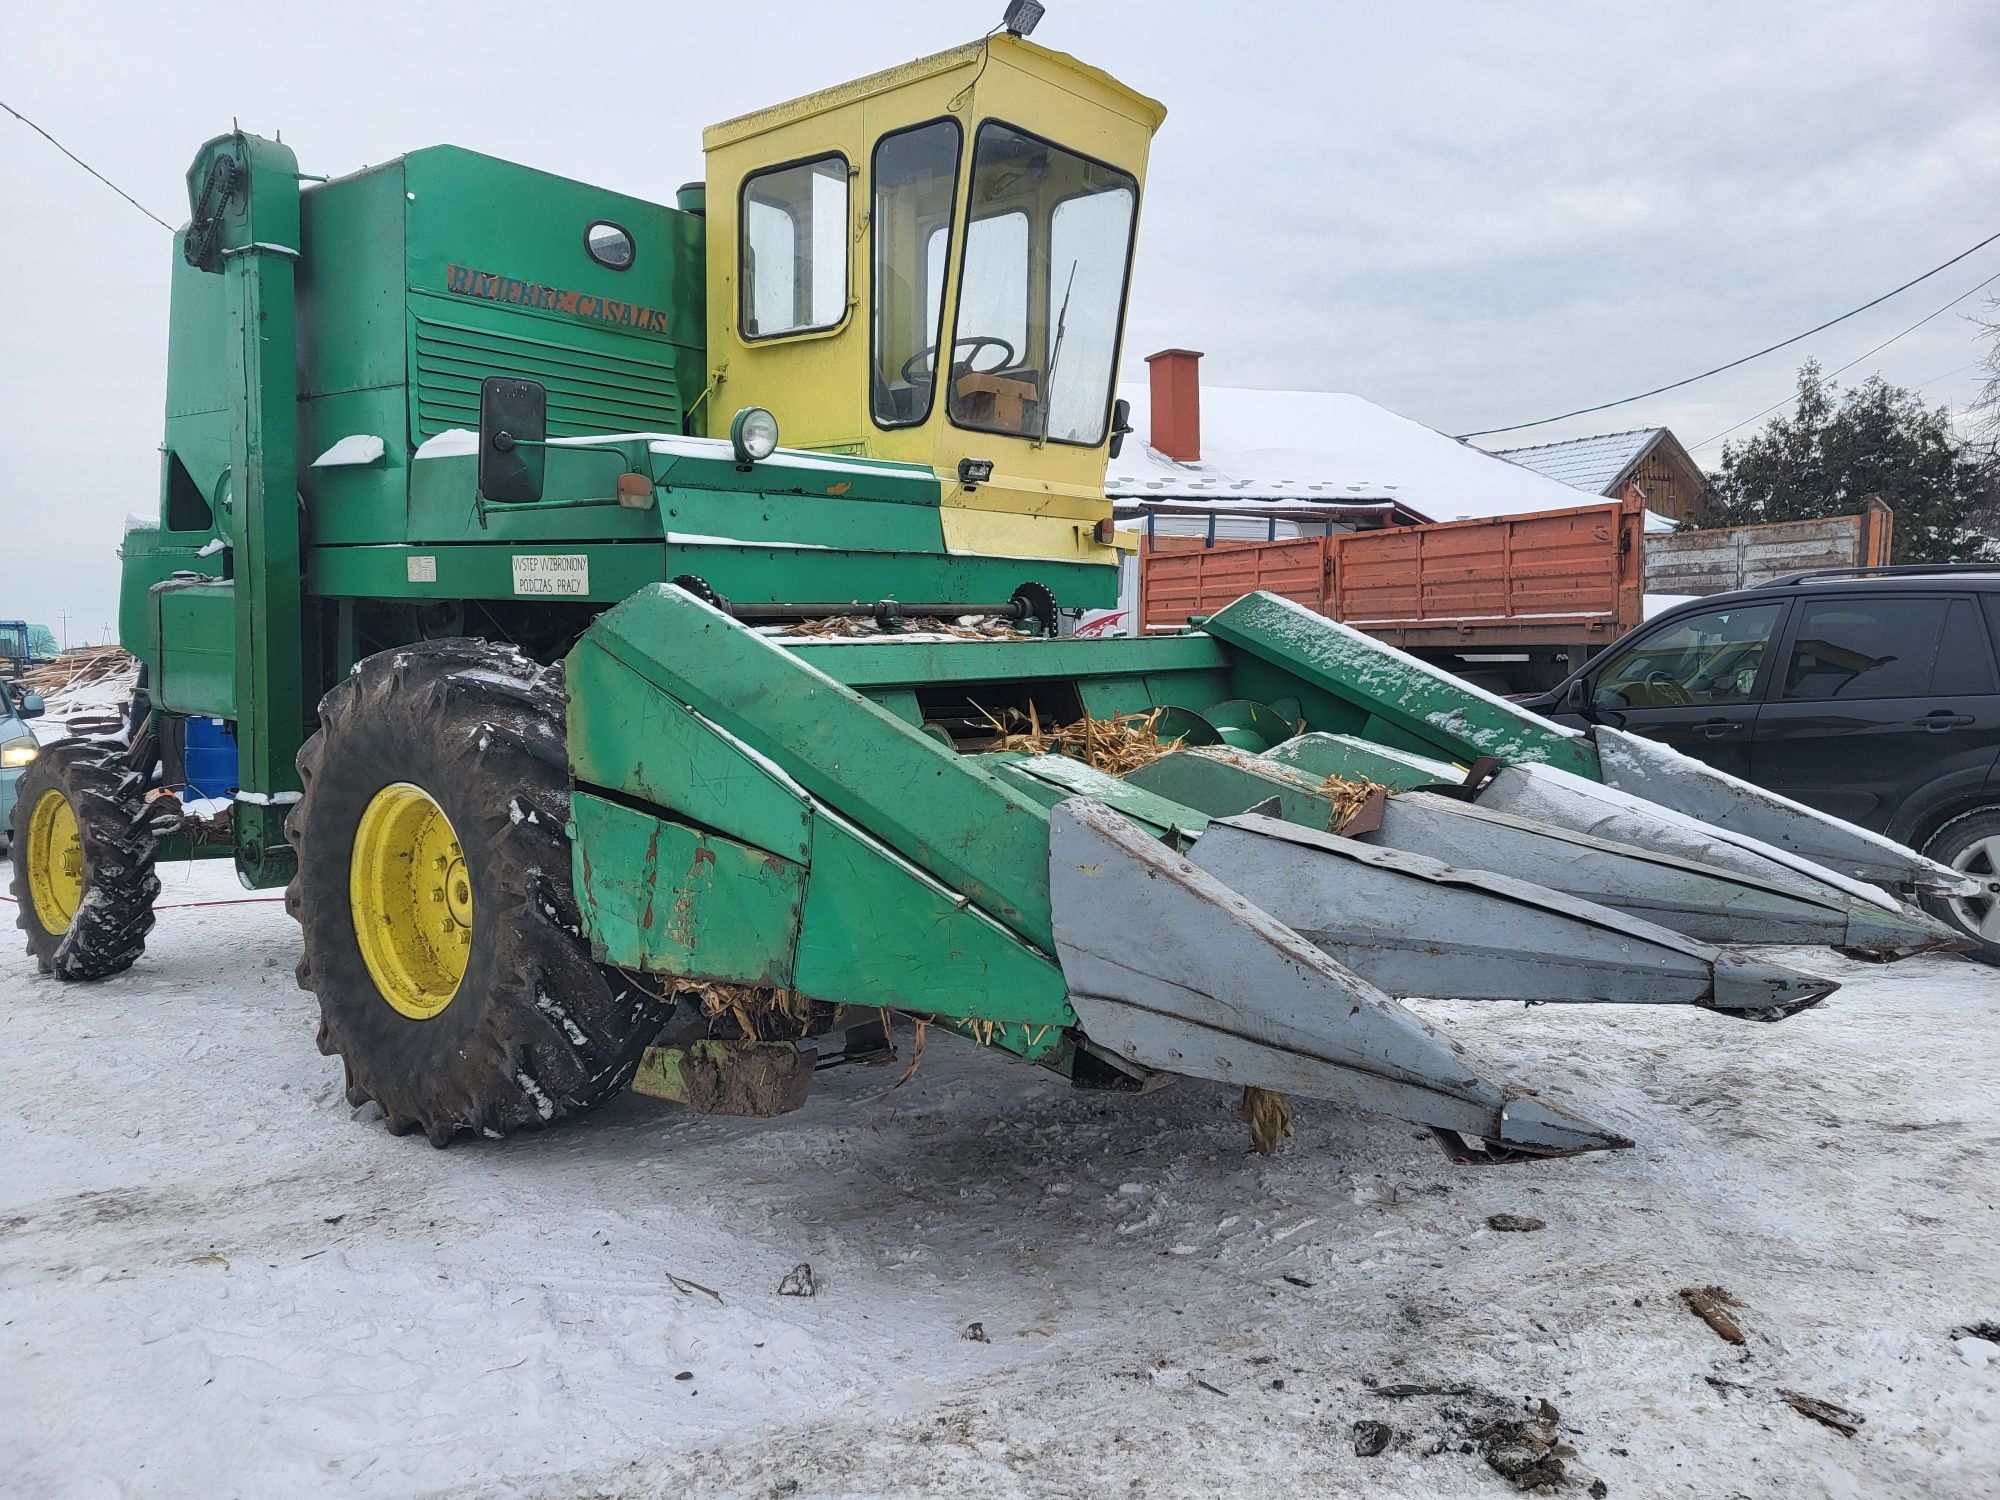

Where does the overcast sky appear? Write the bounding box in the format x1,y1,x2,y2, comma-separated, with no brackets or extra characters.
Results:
3,0,1996,638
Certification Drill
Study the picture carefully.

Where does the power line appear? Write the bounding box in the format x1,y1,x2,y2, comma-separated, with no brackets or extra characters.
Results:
1,98,174,231
1456,227,2000,439
1910,360,1980,390
1686,267,2000,453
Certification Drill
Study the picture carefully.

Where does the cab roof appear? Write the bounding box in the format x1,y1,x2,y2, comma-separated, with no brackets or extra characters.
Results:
702,34,1167,151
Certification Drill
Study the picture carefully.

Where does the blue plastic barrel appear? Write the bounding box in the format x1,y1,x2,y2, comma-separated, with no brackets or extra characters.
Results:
182,716,239,802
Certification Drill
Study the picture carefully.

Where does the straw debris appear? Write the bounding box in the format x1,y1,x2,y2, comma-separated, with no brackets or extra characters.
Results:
777,614,1022,640
977,704,1185,775
684,981,807,1041
1319,774,1384,833
1241,1086,1295,1154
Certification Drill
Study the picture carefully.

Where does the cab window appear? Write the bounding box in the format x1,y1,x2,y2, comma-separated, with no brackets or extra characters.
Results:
871,120,961,427
1593,603,1783,710
741,154,849,339
957,212,1029,366
949,122,1138,446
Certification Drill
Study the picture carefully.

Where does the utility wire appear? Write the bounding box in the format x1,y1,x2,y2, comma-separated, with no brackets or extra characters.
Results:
1910,360,1980,390
1457,227,2000,439
1687,267,2000,453
1,97,174,231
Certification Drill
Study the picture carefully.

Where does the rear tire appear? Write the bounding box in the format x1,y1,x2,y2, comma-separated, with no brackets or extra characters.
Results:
287,639,660,1145
1920,805,2000,967
8,739,161,979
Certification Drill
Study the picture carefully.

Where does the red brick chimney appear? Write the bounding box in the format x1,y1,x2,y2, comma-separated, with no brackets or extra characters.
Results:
1145,348,1203,462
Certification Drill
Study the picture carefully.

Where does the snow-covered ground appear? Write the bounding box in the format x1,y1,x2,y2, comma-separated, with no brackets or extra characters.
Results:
2,859,1996,1499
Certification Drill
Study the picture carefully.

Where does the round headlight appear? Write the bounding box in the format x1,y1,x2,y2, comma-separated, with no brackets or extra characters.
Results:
730,406,780,464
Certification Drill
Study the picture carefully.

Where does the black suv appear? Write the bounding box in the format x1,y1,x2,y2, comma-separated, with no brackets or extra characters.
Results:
1523,565,2000,962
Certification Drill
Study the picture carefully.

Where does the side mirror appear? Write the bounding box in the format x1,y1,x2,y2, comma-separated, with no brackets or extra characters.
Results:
18,692,44,719
477,376,547,504
1561,677,1591,715
1108,397,1133,459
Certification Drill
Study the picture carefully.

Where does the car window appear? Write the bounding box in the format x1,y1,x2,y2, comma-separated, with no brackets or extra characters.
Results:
1932,597,1998,695
1592,602,1783,710
1781,596,1946,701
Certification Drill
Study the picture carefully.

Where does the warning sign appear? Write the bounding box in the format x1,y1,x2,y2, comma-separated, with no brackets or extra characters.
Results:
511,554,590,597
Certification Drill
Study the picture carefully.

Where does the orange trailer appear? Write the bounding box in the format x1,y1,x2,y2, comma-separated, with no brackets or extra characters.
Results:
1139,498,1646,692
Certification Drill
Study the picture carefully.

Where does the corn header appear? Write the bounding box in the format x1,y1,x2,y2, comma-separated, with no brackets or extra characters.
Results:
9,23,1972,1163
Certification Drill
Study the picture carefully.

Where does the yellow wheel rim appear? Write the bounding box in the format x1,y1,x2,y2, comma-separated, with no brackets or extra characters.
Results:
349,783,473,1020
26,789,85,935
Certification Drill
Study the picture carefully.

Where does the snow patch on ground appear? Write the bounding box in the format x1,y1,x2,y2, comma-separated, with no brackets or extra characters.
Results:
1,861,1995,1497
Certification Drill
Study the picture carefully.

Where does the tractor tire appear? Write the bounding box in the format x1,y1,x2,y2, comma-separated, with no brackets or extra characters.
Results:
286,639,659,1146
1920,805,2000,967
8,738,161,979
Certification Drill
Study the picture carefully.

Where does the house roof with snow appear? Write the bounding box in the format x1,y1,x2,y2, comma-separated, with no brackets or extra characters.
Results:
1107,374,1637,526
1488,428,1667,494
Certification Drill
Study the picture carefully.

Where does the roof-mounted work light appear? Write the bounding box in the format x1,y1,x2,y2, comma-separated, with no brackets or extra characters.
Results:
1002,1,1044,38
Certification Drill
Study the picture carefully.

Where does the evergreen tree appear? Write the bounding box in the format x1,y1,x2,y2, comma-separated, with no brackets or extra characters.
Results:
1698,360,1996,564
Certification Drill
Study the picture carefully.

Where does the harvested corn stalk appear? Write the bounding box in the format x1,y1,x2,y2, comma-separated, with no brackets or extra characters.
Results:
776,614,1022,640
866,1010,929,1102
1778,1389,1864,1438
1320,774,1384,834
884,1018,927,1092
1241,1086,1294,1155
1678,1285,1747,1344
977,705,1185,774
685,980,806,1041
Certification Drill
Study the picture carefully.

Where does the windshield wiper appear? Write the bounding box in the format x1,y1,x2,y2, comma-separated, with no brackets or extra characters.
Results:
1036,259,1079,447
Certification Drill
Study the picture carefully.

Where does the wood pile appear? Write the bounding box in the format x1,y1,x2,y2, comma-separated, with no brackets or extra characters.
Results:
20,645,135,698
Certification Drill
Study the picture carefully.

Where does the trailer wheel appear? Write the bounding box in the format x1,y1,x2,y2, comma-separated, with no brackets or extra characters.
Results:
287,639,659,1146
8,739,161,978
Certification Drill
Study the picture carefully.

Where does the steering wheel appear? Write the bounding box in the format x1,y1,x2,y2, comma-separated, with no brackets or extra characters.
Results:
1644,670,1694,707
901,336,1019,387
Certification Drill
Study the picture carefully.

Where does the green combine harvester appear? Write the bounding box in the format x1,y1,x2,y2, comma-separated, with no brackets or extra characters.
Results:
8,25,1973,1160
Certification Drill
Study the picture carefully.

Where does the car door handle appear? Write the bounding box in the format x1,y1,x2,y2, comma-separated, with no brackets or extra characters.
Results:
1912,711,1974,729
1695,717,1743,737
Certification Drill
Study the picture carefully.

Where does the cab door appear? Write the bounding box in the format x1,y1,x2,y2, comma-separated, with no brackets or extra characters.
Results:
1580,598,1790,776
1750,592,2000,832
